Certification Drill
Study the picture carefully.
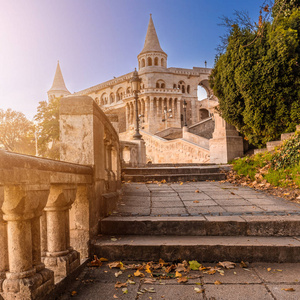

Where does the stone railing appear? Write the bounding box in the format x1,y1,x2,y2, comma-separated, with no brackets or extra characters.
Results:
120,141,139,167
0,150,93,299
155,127,183,140
0,95,122,299
182,130,209,149
140,130,210,163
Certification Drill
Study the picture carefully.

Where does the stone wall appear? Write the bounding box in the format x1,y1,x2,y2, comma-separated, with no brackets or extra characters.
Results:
188,118,215,139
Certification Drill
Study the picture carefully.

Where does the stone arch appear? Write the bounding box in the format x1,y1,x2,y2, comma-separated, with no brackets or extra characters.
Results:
154,57,159,66
101,93,108,105
156,79,165,89
178,81,186,94
198,79,210,101
147,57,152,66
109,92,115,104
199,108,209,121
116,87,124,101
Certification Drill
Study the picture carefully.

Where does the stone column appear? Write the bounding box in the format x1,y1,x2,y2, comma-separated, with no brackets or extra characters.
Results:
191,98,197,124
1,184,54,300
125,104,129,130
43,184,79,284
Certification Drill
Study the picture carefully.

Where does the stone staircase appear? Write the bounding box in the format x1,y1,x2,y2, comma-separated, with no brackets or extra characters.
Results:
91,182,300,263
122,164,227,182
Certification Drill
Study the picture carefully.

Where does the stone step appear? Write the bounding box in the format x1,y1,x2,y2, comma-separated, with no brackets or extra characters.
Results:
91,235,300,262
122,166,221,175
122,172,226,182
144,163,215,167
100,215,300,237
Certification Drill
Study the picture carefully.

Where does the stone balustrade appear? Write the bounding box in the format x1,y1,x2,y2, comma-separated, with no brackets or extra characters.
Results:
0,150,93,299
140,129,210,163
0,95,122,299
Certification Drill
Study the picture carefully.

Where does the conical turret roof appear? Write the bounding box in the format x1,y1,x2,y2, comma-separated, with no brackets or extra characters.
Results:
139,14,166,55
48,61,70,94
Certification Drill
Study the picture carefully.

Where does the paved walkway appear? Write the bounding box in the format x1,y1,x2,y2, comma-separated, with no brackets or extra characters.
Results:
115,181,300,217
55,182,300,300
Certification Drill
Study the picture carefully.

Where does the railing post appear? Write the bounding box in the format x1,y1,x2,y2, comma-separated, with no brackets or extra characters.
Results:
43,184,80,283
1,184,54,300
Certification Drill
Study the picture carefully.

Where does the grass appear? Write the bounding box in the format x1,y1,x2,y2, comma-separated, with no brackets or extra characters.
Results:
231,132,300,189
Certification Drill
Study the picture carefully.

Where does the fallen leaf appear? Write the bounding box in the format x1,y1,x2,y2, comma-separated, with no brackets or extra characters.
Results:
240,261,249,268
71,291,77,296
90,255,103,267
145,265,152,274
193,200,200,203
195,190,200,193
99,257,108,262
134,270,144,277
177,276,188,283
189,260,201,270
281,288,295,292
108,261,124,269
175,271,182,278
277,269,283,272
267,268,272,272
115,271,122,278
127,279,136,284
180,182,183,185
122,287,128,294
218,261,236,269
194,287,204,293
144,278,156,284
111,238,118,242
115,282,127,288
214,280,222,285
159,258,167,266
113,295,118,299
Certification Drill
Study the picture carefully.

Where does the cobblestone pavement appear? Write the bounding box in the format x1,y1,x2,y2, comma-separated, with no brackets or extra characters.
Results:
114,182,300,217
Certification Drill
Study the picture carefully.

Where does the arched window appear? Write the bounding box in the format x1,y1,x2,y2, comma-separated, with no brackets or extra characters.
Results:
173,84,177,89
161,58,164,67
101,93,108,105
154,57,158,66
199,108,209,121
109,93,115,104
141,59,145,68
178,81,186,94
187,85,190,94
156,80,165,89
126,87,131,94
116,88,124,101
197,82,208,101
147,57,152,66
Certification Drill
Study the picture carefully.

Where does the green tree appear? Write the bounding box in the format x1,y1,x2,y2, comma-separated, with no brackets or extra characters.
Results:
34,97,60,159
210,1,300,147
0,108,35,154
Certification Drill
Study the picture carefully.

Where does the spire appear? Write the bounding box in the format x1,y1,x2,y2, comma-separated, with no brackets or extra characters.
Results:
139,14,165,55
48,61,70,96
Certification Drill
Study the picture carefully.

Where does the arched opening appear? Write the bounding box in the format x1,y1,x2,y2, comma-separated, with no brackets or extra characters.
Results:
154,57,158,66
156,80,165,89
101,93,108,105
147,57,152,66
126,87,131,94
161,58,164,67
187,85,190,94
161,83,165,88
197,84,208,101
178,81,186,94
141,59,145,68
199,108,209,121
109,93,115,104
116,88,124,101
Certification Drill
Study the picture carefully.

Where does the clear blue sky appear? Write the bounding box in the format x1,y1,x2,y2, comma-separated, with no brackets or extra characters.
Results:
0,0,263,119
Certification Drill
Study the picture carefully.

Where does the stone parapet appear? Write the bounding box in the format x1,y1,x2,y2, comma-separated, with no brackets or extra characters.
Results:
0,150,93,299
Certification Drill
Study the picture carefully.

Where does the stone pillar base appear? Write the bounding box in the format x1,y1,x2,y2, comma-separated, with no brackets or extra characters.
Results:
43,250,80,284
1,268,54,300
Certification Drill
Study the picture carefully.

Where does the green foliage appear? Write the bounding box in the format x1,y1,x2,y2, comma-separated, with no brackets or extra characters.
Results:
0,108,35,155
232,131,300,188
34,97,60,160
271,132,300,169
210,2,300,147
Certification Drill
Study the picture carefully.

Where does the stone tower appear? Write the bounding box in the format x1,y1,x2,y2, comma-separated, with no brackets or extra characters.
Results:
138,14,167,70
47,61,70,100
